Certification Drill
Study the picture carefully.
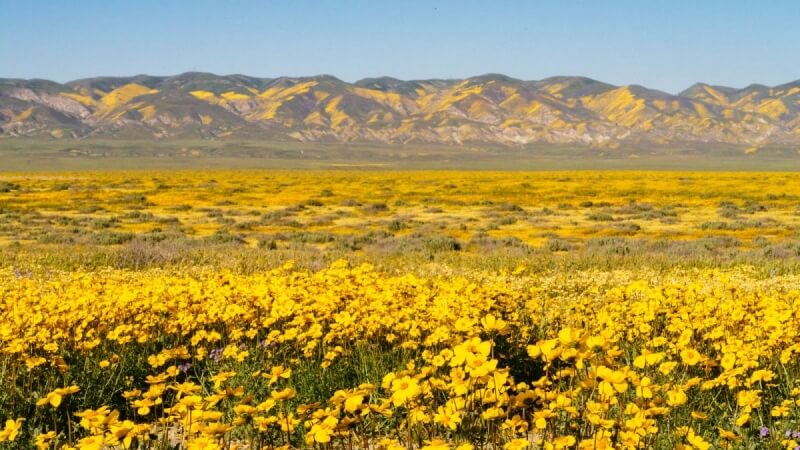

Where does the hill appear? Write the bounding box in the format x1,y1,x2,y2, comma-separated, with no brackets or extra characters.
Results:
2,73,800,147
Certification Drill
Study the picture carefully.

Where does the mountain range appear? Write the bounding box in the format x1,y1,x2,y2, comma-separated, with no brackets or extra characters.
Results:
2,72,800,147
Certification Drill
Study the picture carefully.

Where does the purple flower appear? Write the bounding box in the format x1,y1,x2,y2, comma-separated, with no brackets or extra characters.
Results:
793,431,800,439
178,362,192,373
209,347,224,363
759,426,769,438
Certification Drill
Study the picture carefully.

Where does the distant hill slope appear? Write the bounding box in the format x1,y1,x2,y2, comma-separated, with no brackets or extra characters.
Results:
1,72,799,147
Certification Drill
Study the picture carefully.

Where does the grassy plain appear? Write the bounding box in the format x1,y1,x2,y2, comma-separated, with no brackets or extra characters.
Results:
2,138,800,171
1,167,800,449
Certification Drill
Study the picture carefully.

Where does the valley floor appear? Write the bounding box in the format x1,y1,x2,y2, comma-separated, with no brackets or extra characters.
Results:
2,139,800,171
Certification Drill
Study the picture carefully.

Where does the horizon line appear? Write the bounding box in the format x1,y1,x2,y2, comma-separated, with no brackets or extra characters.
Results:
3,71,800,95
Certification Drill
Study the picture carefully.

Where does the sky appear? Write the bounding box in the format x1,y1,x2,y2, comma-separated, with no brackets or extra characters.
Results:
1,0,799,93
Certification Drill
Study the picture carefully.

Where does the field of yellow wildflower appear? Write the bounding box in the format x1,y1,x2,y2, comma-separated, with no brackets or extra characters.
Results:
1,171,800,449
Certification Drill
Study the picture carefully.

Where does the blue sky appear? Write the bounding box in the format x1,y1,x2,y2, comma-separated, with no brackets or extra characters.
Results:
2,0,798,93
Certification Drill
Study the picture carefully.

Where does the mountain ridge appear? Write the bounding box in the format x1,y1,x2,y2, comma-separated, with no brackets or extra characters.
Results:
2,73,800,147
